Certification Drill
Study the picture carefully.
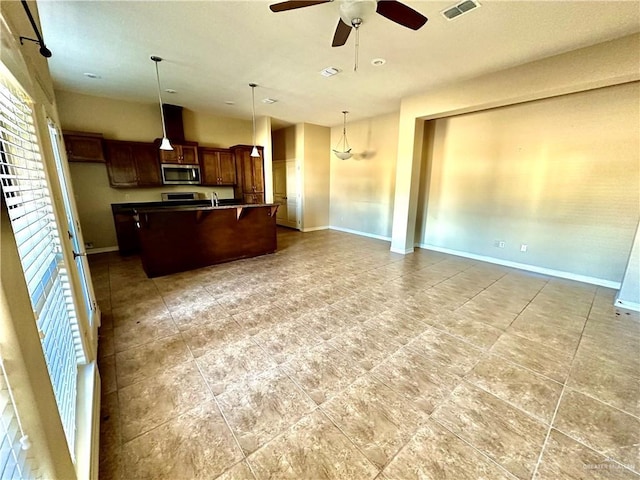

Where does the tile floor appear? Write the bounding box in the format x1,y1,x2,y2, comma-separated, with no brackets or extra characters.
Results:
92,228,640,480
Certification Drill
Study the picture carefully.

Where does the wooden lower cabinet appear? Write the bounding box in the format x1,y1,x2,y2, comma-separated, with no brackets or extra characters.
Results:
105,141,161,187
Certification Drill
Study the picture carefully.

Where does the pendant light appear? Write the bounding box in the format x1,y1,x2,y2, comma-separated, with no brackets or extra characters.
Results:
333,111,352,160
150,56,173,151
249,83,260,158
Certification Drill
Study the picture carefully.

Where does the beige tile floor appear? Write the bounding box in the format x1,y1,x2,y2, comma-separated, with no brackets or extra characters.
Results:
92,228,640,480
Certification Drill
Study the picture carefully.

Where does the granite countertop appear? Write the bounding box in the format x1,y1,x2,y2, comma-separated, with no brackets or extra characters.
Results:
111,199,241,213
134,203,278,213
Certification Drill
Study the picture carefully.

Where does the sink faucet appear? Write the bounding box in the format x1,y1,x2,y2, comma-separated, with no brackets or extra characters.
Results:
212,192,219,207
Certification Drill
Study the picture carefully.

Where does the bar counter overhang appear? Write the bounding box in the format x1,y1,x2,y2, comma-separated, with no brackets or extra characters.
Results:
134,203,279,278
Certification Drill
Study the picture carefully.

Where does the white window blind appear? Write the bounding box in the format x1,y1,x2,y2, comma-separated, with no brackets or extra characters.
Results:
0,356,40,480
0,71,85,462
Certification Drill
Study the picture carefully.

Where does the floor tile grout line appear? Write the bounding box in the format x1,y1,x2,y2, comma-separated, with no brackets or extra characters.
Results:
191,351,255,473
429,418,521,480
530,287,598,479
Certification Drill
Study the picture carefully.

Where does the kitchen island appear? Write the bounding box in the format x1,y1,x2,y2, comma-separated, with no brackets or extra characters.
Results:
135,203,278,277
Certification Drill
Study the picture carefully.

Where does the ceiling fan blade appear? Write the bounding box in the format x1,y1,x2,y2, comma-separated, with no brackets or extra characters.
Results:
269,0,332,13
376,0,428,30
331,18,352,47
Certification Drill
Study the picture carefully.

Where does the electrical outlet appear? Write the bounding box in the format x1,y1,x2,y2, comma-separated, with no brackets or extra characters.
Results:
520,244,528,252
498,241,505,248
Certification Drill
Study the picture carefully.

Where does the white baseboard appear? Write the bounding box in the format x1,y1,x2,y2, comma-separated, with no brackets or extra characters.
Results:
329,226,392,242
86,246,119,255
417,243,621,289
301,226,329,232
615,298,640,312
390,246,415,255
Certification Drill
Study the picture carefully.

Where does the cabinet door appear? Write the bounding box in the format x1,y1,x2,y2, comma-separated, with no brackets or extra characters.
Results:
113,212,140,255
132,143,161,186
180,145,199,165
105,141,137,187
243,193,260,204
218,151,236,185
199,148,220,186
251,154,265,192
159,147,179,164
240,151,255,193
64,134,105,162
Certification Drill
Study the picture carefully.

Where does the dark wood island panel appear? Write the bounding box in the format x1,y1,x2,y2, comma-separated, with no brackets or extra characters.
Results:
136,204,278,277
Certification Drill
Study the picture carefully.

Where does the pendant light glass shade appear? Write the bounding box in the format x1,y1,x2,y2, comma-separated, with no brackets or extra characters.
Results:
151,56,173,151
159,137,173,151
249,83,260,158
333,110,352,160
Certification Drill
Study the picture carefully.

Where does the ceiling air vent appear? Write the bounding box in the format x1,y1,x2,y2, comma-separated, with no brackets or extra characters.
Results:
442,0,480,20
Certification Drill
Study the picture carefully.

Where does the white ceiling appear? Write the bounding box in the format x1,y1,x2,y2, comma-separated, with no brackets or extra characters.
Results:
37,0,639,129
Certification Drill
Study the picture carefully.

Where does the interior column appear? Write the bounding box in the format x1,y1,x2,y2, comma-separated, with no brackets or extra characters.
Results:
390,112,425,254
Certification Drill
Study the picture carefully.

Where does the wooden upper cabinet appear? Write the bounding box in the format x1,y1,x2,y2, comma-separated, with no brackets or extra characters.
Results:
131,143,161,186
105,141,137,187
63,132,105,162
232,145,264,203
105,140,161,188
200,148,236,186
158,142,199,165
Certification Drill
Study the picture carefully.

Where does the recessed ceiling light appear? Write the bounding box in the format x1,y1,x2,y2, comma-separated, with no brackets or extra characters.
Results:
262,98,277,104
371,58,386,66
83,72,100,79
224,101,235,106
320,67,340,77
164,88,177,94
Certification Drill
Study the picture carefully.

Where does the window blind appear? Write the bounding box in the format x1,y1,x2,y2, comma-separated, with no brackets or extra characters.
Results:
0,357,40,480
0,72,84,461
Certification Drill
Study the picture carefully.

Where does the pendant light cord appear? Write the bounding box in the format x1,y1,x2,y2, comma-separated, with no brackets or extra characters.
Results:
354,26,359,72
251,84,257,146
153,59,169,139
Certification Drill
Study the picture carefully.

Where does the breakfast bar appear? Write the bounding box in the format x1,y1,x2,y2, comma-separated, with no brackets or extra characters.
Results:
134,203,278,277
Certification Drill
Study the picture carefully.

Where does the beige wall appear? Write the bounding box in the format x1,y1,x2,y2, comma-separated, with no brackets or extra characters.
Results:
298,123,330,230
56,90,253,146
55,91,255,249
416,82,640,283
329,112,399,238
391,33,640,255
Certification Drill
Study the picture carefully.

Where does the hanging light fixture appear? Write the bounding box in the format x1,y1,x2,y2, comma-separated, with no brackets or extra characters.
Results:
333,110,352,160
249,83,260,158
150,56,173,151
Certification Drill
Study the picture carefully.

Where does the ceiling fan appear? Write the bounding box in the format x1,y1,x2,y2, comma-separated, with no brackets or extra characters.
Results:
269,0,428,47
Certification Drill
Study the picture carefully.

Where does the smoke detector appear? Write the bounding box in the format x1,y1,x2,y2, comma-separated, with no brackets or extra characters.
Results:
442,0,480,20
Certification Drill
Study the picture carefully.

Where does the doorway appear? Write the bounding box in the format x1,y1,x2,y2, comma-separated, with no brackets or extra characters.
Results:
272,159,299,229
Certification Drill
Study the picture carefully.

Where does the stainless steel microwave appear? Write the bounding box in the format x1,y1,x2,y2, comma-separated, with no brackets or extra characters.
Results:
161,164,201,185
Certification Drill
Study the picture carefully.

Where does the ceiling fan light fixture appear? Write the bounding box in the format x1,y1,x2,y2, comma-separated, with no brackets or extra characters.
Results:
151,55,173,151
339,0,376,26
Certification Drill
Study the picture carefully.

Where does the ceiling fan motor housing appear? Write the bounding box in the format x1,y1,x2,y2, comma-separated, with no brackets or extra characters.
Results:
339,0,376,26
